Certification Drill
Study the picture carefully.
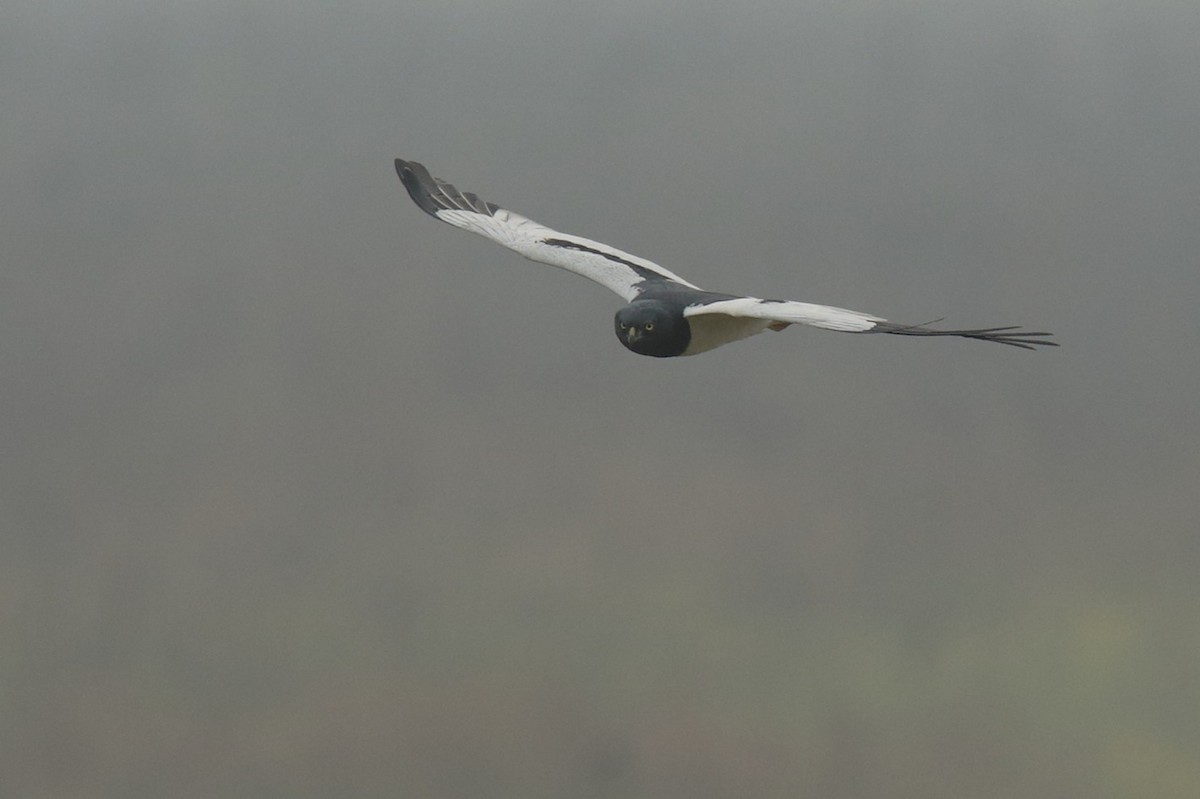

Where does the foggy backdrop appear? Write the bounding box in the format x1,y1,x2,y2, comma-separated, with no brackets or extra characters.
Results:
3,1,1198,797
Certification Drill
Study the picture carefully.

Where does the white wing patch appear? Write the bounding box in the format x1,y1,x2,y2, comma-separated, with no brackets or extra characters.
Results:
397,159,697,302
684,297,884,332
434,208,698,302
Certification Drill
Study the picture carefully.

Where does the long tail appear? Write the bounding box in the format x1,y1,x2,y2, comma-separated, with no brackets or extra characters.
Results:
873,320,1058,350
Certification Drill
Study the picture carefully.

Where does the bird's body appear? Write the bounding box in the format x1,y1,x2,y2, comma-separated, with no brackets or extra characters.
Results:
394,158,1056,356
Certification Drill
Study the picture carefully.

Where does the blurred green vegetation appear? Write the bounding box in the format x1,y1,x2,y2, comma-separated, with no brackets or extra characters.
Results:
3,487,1197,798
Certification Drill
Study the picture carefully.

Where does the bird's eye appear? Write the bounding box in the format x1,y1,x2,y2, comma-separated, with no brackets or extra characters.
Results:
644,322,655,331
618,321,627,329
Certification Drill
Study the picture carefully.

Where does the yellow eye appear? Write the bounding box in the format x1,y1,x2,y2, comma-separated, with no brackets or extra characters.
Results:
618,321,628,329
644,322,655,331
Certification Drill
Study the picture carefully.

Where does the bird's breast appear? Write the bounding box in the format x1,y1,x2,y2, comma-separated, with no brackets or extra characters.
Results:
681,314,775,356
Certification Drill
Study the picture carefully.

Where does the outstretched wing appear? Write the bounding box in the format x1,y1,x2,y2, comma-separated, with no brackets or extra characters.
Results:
684,297,1057,350
395,159,699,301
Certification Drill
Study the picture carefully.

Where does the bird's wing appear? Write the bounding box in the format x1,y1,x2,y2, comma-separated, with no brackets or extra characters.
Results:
684,297,1058,349
395,159,699,301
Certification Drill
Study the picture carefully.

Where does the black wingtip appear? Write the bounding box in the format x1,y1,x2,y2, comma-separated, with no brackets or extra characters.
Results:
876,321,1059,350
393,158,501,218
393,158,444,217
393,157,418,181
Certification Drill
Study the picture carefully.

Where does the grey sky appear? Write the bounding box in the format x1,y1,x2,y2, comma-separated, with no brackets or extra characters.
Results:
3,1,1198,796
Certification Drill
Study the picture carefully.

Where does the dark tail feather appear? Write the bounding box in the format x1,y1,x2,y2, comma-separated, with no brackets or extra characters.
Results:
873,320,1058,350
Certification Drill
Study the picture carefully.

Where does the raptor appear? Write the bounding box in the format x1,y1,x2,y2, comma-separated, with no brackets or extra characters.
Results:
394,159,1056,357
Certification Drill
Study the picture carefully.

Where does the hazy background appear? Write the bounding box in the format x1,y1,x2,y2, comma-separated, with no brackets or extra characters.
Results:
3,1,1198,796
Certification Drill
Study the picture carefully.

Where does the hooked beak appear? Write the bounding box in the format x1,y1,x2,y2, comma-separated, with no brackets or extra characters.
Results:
625,325,641,344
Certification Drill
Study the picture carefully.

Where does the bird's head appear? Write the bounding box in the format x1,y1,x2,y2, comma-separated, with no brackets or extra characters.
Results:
614,301,689,357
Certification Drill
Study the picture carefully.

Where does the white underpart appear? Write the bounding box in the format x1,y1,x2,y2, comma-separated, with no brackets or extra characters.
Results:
682,314,777,355
435,208,699,302
684,297,885,333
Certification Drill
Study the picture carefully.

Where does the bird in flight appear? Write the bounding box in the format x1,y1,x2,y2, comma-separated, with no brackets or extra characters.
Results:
395,159,1056,357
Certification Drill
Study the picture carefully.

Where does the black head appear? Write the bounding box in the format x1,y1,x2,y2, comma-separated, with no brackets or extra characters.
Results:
614,301,690,357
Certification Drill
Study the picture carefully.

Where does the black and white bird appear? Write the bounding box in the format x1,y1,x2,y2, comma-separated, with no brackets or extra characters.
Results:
395,159,1056,357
